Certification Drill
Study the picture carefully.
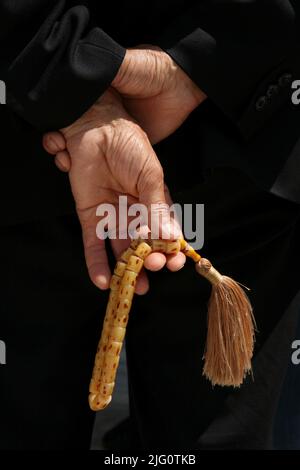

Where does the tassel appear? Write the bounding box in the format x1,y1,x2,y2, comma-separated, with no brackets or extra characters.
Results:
196,258,255,387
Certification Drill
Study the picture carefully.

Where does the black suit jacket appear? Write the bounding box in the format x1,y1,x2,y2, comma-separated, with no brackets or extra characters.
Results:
1,0,300,224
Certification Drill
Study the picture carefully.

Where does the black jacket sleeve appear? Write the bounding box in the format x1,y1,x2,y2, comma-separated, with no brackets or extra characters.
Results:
0,0,125,131
158,0,300,139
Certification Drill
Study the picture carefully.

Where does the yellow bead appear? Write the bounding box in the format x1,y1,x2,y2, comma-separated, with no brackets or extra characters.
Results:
89,393,111,411
134,242,152,259
130,239,140,250
120,247,135,263
99,382,115,397
109,326,126,342
114,261,127,277
151,240,167,252
127,255,144,273
164,240,181,255
110,274,121,291
119,284,135,301
121,270,138,288
103,355,120,378
106,340,122,357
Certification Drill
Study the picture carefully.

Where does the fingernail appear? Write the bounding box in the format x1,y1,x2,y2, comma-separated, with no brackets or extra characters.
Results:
95,275,110,290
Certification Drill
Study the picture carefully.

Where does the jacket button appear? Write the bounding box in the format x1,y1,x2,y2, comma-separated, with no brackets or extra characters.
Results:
255,96,267,111
278,73,292,87
267,84,279,98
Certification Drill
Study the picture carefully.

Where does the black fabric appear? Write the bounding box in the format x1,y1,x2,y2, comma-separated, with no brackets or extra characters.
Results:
274,301,300,450
1,0,125,131
0,215,104,449
1,1,300,225
271,136,300,203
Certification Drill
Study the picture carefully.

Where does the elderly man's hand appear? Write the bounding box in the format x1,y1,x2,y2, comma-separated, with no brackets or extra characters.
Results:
48,89,184,293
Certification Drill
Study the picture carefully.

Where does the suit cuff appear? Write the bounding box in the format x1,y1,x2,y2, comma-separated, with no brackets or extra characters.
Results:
6,30,125,131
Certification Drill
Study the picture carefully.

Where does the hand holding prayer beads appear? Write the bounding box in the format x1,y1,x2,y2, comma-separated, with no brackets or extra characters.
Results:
89,239,255,411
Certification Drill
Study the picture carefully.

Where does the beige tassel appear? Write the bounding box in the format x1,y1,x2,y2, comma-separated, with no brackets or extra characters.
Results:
196,258,255,387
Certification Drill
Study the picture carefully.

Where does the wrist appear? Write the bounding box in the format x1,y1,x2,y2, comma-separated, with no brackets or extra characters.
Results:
112,47,175,97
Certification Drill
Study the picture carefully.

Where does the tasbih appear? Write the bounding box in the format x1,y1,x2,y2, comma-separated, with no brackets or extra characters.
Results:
89,239,255,411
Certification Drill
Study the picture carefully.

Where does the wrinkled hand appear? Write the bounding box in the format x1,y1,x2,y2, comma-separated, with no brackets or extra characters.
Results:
47,89,184,293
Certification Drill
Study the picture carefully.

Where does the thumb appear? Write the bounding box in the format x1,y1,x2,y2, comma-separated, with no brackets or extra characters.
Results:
137,159,181,241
